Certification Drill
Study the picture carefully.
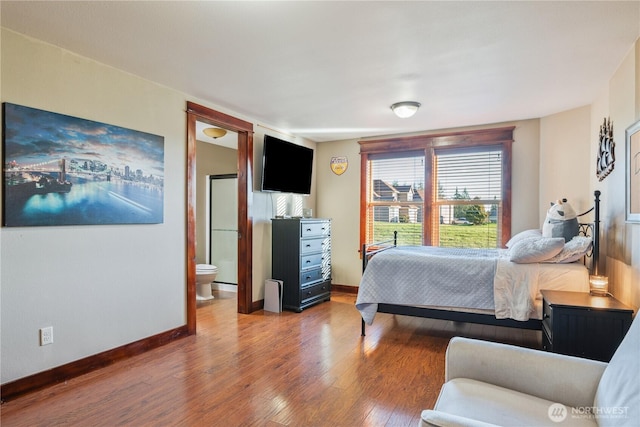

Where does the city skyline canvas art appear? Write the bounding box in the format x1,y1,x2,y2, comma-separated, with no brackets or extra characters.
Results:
2,103,164,226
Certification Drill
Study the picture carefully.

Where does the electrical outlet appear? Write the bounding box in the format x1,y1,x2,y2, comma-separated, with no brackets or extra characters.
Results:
40,326,53,346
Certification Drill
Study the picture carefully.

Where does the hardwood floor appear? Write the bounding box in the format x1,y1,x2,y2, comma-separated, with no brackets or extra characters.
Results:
1,292,540,426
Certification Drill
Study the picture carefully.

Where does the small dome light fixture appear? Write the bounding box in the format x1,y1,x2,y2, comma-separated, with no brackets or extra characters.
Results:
203,127,227,139
390,101,421,118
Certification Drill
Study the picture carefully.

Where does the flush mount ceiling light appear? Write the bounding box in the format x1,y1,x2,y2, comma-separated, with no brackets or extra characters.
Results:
390,101,421,118
203,127,227,139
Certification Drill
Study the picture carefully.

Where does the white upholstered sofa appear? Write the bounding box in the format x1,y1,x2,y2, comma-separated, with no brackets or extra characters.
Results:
421,314,639,427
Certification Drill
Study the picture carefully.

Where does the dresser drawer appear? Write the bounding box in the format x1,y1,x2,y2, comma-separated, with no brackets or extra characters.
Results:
300,268,324,286
301,221,330,238
300,236,330,254
301,253,324,271
300,280,330,302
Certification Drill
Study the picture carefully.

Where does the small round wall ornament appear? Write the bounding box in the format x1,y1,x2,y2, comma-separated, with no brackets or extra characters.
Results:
330,156,348,175
597,117,615,181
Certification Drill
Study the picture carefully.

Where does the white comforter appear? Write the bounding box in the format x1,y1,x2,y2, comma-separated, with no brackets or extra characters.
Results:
355,246,588,324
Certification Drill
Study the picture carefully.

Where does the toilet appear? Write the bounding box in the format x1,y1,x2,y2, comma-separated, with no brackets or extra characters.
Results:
196,264,218,301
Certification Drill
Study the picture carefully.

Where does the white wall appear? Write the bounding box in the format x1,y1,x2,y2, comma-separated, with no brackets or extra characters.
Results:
316,119,542,287
0,29,318,383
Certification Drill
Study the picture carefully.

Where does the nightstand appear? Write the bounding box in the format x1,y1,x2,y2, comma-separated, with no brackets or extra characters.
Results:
541,290,634,362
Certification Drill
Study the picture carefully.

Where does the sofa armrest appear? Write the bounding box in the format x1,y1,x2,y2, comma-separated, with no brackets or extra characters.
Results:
420,410,501,427
445,337,607,408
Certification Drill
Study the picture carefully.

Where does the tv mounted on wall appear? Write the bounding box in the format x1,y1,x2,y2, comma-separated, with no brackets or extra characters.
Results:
261,135,313,195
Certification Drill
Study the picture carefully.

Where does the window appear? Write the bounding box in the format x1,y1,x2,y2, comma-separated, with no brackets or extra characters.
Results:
365,151,425,246
359,127,513,250
435,147,503,248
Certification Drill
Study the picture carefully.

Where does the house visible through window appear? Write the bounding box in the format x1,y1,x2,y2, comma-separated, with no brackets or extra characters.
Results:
359,127,513,251
368,151,425,245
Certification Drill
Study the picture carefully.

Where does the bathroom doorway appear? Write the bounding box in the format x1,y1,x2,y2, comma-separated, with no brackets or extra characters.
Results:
186,101,254,334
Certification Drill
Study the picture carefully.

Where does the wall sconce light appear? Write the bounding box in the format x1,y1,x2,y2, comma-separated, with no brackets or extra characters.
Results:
203,127,227,139
390,101,421,118
589,275,609,296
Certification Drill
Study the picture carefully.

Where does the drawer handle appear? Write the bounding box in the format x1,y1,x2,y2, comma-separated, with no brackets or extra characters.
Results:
306,228,312,232
305,276,312,280
305,244,311,248
306,291,312,296
305,260,311,264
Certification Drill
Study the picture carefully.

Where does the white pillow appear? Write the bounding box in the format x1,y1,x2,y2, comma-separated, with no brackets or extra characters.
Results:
544,236,592,264
509,236,565,264
505,229,542,248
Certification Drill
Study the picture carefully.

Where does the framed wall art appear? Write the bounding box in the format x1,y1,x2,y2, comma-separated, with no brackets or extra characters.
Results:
2,103,164,227
626,118,640,223
597,117,615,181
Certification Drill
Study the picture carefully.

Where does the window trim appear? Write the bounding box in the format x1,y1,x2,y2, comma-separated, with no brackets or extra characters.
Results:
359,126,514,251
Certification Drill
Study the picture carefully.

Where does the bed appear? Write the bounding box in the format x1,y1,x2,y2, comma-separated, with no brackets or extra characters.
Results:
356,191,601,335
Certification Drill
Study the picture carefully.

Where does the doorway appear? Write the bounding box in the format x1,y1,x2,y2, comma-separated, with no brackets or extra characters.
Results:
186,102,254,334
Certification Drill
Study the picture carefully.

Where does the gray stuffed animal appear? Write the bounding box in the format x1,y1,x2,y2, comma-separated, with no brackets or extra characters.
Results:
542,198,579,242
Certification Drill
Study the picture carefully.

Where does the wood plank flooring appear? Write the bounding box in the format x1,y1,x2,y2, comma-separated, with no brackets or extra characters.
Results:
1,292,540,426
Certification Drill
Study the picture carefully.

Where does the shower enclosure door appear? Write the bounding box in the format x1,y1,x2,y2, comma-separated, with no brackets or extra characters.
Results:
209,174,238,285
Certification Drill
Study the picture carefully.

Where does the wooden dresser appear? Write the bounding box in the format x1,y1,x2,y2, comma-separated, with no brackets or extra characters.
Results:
272,218,331,312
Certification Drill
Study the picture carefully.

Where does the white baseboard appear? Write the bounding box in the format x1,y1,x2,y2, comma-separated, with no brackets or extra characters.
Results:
212,283,237,293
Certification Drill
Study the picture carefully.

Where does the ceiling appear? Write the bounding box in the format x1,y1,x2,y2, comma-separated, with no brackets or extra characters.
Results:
2,1,639,143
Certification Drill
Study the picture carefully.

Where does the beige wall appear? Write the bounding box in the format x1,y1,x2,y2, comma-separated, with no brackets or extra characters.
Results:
1,29,187,383
539,106,591,218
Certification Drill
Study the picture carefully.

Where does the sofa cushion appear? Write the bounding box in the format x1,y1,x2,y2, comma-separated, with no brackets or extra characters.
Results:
594,315,640,427
433,378,597,427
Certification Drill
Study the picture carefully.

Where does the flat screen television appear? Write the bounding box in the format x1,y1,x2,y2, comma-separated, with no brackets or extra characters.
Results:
261,135,313,195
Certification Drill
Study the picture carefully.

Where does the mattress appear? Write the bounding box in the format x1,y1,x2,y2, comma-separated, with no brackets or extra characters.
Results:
356,246,589,324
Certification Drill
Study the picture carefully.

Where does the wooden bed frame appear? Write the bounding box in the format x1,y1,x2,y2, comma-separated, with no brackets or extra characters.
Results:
360,190,601,336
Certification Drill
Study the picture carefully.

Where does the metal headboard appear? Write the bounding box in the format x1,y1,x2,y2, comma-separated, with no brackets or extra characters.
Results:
362,231,397,273
576,190,601,275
